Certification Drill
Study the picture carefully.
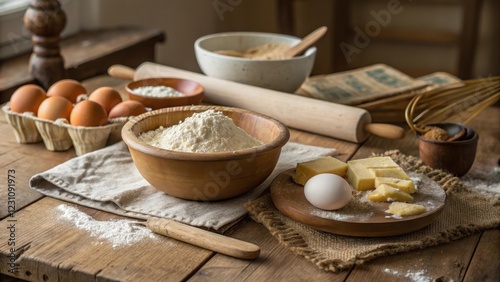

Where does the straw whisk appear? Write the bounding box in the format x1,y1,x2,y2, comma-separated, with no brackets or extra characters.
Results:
405,76,500,133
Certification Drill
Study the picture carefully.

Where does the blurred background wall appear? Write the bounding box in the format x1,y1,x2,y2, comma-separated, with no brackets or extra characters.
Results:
78,0,499,78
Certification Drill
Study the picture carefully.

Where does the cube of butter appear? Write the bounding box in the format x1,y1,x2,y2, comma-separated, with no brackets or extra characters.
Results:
346,156,399,191
375,177,415,194
294,156,348,185
386,202,426,216
368,184,414,202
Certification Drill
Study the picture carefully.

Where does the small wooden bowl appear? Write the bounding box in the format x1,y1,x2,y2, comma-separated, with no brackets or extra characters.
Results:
417,123,478,176
126,78,204,110
121,105,290,201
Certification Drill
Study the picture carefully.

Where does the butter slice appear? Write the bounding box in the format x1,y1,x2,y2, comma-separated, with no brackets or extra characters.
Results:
386,202,426,216
294,156,348,185
369,167,411,180
375,177,415,194
348,156,399,167
347,157,399,190
368,184,414,202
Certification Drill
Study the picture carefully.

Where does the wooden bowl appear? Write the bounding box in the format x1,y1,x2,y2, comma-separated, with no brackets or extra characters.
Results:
121,105,290,201
126,78,204,110
417,123,478,176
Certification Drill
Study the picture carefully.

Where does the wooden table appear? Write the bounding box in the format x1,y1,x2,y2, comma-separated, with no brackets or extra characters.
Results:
1,76,499,282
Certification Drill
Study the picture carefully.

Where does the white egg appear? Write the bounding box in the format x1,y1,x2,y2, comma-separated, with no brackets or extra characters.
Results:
304,173,352,210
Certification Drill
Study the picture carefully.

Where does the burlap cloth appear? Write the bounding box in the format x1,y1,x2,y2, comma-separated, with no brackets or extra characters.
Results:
245,150,500,272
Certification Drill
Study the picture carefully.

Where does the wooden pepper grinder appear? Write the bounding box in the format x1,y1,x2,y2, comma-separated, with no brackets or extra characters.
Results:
24,0,67,90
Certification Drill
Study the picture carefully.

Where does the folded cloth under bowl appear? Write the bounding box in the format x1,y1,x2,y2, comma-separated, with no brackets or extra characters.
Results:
29,141,337,231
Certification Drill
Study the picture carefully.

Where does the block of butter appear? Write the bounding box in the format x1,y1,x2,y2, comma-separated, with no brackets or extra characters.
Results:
386,202,426,216
368,184,414,202
294,156,348,185
346,156,399,190
375,177,415,194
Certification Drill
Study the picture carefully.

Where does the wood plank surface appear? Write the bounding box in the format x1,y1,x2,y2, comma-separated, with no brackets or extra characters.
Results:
0,122,75,219
464,229,500,282
0,74,498,282
0,197,217,282
190,219,350,282
347,234,481,281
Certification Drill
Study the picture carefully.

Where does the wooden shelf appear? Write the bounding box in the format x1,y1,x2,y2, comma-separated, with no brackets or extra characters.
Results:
0,26,165,103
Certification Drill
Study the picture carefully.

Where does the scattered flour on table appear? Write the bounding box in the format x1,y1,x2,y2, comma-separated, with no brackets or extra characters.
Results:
56,204,157,249
384,268,432,282
139,109,263,153
132,85,184,97
461,167,500,198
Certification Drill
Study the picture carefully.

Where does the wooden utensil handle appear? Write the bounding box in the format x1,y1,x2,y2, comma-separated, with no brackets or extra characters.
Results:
364,123,405,139
284,26,327,58
107,64,136,80
146,218,260,260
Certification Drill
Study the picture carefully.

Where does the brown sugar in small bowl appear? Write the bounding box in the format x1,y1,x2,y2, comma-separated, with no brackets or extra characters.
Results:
121,105,290,201
417,123,478,177
126,78,204,110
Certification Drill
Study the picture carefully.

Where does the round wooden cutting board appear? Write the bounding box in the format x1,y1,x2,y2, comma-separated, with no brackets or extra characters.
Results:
270,169,446,237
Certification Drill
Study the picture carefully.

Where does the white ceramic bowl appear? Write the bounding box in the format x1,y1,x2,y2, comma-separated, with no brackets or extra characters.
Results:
194,32,316,93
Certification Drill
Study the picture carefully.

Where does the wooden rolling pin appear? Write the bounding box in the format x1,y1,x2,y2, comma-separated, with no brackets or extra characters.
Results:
109,63,405,143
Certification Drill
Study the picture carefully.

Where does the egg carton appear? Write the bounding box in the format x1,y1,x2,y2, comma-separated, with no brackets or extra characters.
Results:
2,102,129,156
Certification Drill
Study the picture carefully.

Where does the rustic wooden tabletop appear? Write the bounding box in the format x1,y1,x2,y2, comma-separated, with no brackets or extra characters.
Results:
0,76,498,282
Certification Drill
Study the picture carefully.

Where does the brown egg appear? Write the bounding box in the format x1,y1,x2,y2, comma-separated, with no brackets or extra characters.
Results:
108,100,146,119
88,87,123,114
37,96,74,121
9,84,47,114
47,79,87,103
70,100,108,127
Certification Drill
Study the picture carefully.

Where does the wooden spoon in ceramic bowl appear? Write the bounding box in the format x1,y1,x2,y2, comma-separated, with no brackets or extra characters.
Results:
281,26,328,59
215,26,328,60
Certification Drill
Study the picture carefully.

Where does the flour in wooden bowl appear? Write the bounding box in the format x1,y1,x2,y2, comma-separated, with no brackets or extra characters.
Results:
138,109,263,153
132,85,184,97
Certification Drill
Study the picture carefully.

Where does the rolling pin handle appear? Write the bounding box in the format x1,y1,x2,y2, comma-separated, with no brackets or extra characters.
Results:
107,64,136,80
146,218,260,260
364,123,406,139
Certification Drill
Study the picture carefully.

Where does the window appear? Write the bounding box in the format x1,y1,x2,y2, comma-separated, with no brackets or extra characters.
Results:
0,0,32,60
0,0,30,16
0,0,80,60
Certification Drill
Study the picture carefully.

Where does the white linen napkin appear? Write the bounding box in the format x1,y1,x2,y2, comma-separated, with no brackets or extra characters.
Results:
30,141,337,230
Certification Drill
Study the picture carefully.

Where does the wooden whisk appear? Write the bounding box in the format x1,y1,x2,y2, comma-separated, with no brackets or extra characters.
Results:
405,76,500,133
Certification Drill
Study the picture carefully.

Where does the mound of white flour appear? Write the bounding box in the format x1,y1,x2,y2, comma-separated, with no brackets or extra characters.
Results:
138,110,262,153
